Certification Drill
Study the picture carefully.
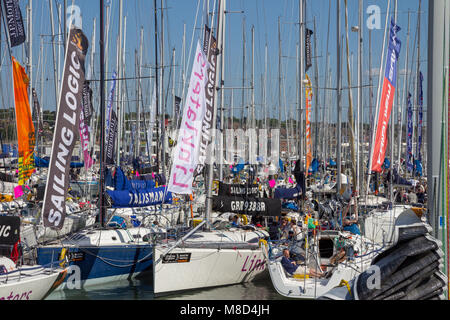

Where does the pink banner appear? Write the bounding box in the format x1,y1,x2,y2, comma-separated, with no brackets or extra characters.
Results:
168,41,208,194
79,110,94,169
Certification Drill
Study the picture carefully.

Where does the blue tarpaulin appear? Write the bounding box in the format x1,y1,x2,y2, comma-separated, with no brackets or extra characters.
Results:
383,158,390,169
231,159,245,174
279,158,284,173
414,160,423,177
274,184,302,200
308,158,319,173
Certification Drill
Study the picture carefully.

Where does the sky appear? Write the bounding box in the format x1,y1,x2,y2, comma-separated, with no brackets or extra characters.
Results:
0,0,430,127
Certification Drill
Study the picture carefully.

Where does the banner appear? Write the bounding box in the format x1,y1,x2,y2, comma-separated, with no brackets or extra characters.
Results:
82,81,94,126
305,28,313,72
168,41,208,194
0,216,20,245
370,19,401,172
42,28,88,230
106,71,117,138
106,110,118,165
175,96,182,118
2,0,25,47
195,25,217,175
79,81,94,169
305,74,313,172
212,195,282,217
79,106,94,169
31,88,43,134
406,92,413,172
12,57,35,185
218,182,259,197
106,186,172,208
416,71,423,161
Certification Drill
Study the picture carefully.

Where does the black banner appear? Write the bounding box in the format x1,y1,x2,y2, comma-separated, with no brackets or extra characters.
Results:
195,25,218,176
31,88,43,133
105,110,117,165
2,0,25,47
174,96,181,118
0,216,20,245
212,195,281,217
42,28,89,230
305,28,313,72
218,182,260,197
82,81,94,127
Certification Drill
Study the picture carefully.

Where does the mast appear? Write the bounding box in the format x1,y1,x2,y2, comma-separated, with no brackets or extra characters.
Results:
49,0,59,107
399,11,411,173
415,0,422,164
366,0,391,198
426,0,449,238
98,0,106,227
313,16,319,160
251,25,255,130
154,0,160,170
205,0,225,227
27,0,32,120
357,0,363,196
160,0,166,176
278,17,282,133
298,0,304,165
219,5,227,181
116,0,123,165
336,0,342,193
344,0,357,195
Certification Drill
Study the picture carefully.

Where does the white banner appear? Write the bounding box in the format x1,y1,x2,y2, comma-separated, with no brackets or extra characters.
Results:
168,41,208,194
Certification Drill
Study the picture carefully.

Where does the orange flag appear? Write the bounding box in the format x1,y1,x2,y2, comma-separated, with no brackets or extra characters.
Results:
12,57,35,185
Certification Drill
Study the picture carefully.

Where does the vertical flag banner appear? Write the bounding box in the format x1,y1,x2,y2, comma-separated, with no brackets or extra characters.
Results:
168,41,208,194
371,19,402,172
406,92,413,172
416,71,423,161
305,74,313,173
3,0,26,47
42,28,88,230
106,71,117,138
305,28,313,72
195,25,217,175
12,57,35,185
79,81,94,169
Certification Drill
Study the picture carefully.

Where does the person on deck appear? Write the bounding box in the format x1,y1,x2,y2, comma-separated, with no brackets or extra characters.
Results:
231,215,241,228
280,249,323,278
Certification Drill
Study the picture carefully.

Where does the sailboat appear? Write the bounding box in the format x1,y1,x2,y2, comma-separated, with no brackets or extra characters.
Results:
34,14,161,291
0,216,67,300
152,0,270,296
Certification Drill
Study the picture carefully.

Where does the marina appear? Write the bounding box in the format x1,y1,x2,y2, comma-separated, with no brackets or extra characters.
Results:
0,0,449,306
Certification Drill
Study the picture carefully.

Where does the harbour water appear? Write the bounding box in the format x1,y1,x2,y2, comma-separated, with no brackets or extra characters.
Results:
46,273,286,301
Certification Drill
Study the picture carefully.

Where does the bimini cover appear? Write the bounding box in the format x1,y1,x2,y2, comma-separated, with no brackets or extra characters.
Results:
318,209,447,300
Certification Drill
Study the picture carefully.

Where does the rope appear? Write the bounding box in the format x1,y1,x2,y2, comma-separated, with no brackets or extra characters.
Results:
338,279,352,297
